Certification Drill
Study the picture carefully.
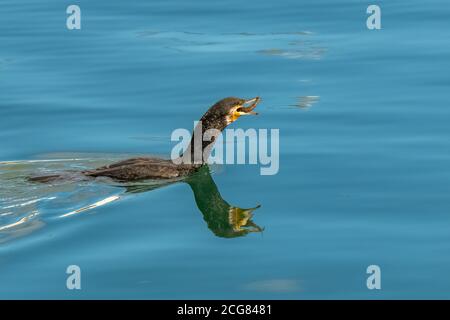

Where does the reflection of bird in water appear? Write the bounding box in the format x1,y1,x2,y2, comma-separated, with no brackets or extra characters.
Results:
2,162,263,240
29,97,260,183
186,166,262,238
126,165,263,238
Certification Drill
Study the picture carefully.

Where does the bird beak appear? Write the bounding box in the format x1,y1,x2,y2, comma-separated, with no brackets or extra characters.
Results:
238,97,260,115
228,97,261,123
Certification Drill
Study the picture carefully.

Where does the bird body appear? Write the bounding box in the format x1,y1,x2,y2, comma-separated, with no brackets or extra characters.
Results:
83,157,195,181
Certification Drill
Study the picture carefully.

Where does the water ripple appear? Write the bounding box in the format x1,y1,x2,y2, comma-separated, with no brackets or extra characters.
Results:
0,153,144,243
135,30,325,60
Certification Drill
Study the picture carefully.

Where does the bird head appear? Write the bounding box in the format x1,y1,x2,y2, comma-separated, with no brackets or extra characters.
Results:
200,96,261,129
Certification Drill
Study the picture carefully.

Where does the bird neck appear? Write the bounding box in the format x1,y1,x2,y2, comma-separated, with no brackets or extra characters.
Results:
181,116,227,165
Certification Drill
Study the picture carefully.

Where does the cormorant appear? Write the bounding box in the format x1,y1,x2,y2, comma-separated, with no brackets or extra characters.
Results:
29,96,260,183
26,97,263,238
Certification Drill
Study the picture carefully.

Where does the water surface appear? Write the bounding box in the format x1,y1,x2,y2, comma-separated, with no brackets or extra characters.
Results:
1,0,450,298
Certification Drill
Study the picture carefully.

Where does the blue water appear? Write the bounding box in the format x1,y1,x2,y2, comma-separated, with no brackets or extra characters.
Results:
1,0,450,299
